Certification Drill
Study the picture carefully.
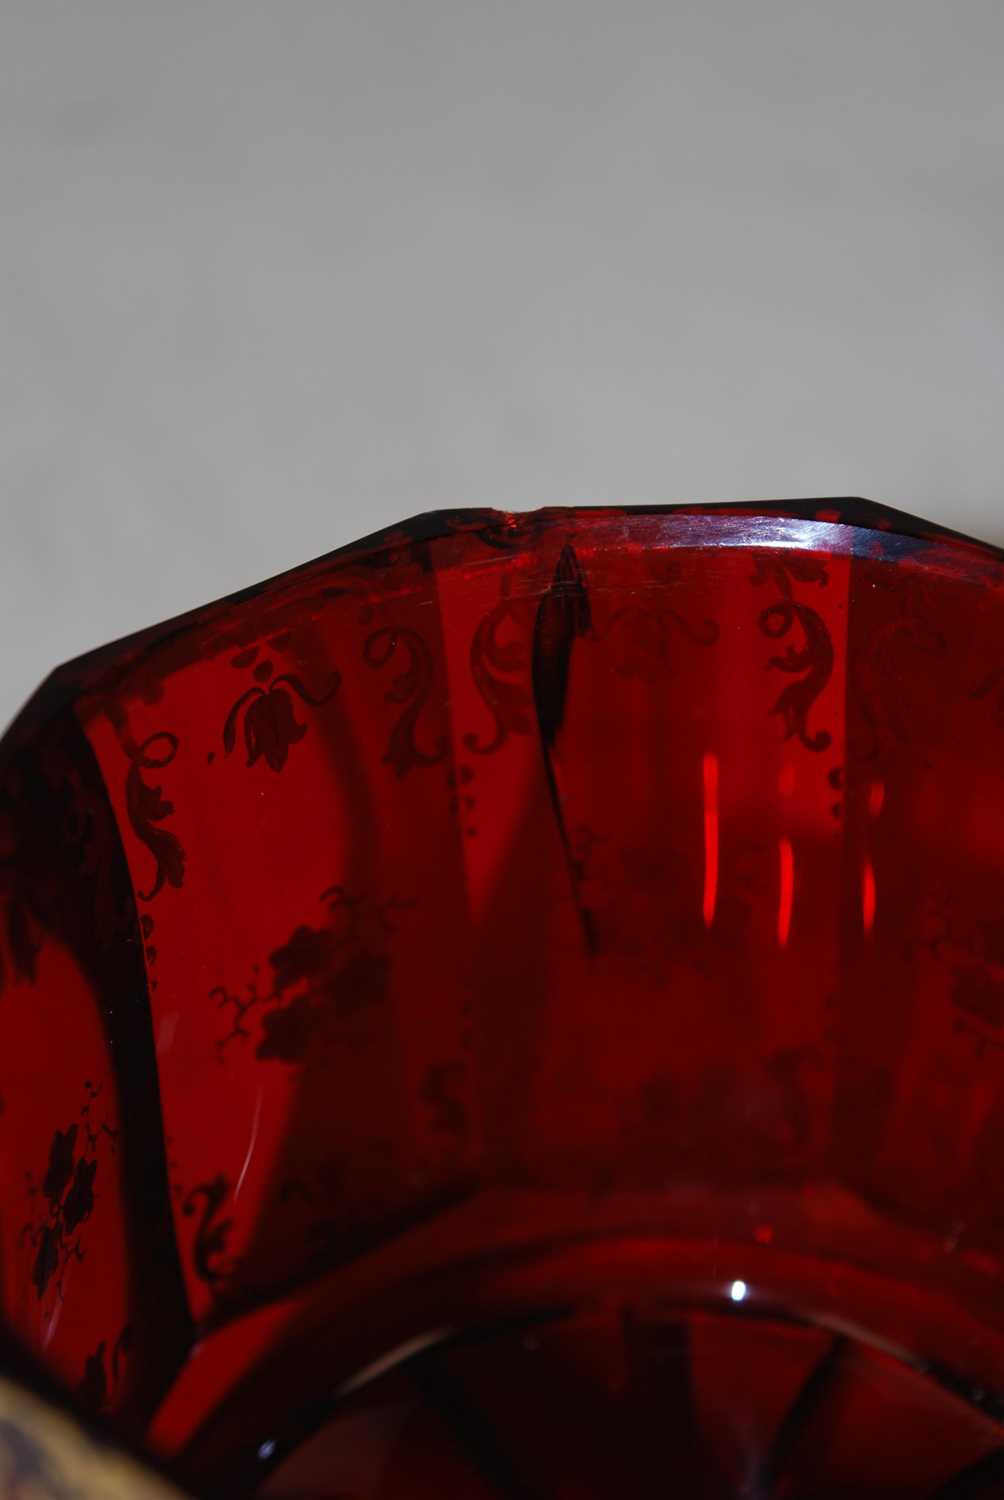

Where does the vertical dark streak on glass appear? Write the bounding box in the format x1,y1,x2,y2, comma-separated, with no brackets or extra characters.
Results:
531,542,597,953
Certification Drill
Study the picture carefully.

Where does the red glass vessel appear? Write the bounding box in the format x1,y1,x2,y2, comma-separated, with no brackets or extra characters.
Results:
2,498,1004,1497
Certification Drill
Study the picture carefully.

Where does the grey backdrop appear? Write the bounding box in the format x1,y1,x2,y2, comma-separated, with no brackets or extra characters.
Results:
2,1,1003,730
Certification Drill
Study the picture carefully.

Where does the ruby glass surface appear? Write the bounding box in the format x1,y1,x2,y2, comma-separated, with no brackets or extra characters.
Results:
2,499,1004,1497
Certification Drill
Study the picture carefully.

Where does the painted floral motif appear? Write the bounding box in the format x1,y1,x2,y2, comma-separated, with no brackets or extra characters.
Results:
465,588,536,754
124,732,186,900
364,627,448,776
752,554,833,752
465,525,718,761
76,1342,108,1414
223,646,341,772
902,886,1004,1057
604,602,718,682
215,885,412,1062
849,572,945,764
972,669,1004,725
181,1175,234,1289
20,1082,117,1304
76,1326,132,1416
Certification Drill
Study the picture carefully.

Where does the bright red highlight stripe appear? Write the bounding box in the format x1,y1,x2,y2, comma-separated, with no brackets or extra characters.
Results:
702,751,718,929
777,836,794,948
862,858,876,934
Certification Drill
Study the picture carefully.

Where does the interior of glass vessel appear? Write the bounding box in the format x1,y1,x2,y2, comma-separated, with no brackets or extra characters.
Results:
1,499,1004,1495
